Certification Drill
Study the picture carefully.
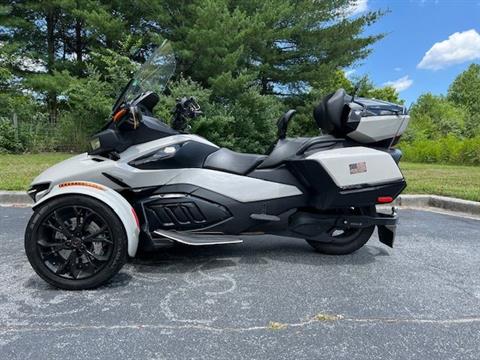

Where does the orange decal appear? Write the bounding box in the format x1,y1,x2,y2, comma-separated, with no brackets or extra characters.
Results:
59,181,105,191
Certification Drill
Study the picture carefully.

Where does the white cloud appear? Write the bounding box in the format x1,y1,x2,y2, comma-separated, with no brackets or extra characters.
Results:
346,0,368,16
417,0,440,6
383,75,414,92
417,29,480,70
394,67,402,72
345,69,356,78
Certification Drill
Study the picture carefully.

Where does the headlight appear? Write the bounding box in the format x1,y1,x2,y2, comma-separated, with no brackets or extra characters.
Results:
90,137,101,150
128,145,181,167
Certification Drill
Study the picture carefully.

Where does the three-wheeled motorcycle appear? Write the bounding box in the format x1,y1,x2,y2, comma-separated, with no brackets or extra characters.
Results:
25,40,409,289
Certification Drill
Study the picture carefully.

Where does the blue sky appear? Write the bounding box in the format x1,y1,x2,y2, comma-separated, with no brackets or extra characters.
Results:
349,0,480,104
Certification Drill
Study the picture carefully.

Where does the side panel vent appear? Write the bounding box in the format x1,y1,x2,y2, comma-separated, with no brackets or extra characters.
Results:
153,203,207,226
141,194,231,232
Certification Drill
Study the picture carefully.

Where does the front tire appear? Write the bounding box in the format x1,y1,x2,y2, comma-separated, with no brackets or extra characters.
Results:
25,195,127,290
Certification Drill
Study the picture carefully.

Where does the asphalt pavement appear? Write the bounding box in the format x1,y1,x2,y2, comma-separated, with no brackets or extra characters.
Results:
0,206,479,360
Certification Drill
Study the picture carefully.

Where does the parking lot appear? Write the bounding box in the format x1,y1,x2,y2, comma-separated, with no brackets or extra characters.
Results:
0,206,479,359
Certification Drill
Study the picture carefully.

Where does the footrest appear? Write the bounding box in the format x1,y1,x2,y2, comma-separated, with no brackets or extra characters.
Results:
153,229,243,246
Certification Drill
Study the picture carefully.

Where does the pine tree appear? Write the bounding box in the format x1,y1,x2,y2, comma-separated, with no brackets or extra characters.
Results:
0,0,384,152
156,0,382,96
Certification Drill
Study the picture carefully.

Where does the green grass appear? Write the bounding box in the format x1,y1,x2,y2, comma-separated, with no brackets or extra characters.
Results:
0,153,479,202
0,153,72,191
400,162,480,202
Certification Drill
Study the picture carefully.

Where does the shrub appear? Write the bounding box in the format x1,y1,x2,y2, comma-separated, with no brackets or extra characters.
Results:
459,137,480,165
406,94,469,141
158,76,282,154
0,118,24,153
401,136,480,166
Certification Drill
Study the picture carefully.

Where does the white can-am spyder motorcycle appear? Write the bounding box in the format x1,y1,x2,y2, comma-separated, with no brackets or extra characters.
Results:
25,41,410,290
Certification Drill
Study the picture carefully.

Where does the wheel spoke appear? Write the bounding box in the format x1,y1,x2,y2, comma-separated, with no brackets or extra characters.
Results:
83,236,113,244
44,221,65,234
69,253,82,279
82,251,98,270
83,249,109,262
37,239,65,249
42,251,63,265
52,211,73,238
73,206,83,231
55,250,74,275
83,225,108,241
79,212,95,233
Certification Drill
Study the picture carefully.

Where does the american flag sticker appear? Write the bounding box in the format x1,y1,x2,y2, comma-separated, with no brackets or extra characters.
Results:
349,161,367,175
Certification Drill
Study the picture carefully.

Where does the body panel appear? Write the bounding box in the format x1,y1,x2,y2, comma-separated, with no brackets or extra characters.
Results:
118,134,218,162
139,168,302,202
347,114,410,143
32,134,303,203
32,135,219,190
307,147,404,188
34,183,140,257
32,153,120,190
118,166,302,202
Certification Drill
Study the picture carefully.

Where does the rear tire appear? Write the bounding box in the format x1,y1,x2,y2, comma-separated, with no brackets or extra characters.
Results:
305,206,375,255
25,195,128,290
306,226,375,255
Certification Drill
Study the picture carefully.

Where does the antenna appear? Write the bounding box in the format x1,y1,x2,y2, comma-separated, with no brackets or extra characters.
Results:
388,104,411,150
351,83,360,102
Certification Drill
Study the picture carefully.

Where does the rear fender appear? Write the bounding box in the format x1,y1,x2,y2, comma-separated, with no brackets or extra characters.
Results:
34,182,140,257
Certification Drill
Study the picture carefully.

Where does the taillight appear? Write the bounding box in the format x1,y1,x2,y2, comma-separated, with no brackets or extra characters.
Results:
377,196,394,204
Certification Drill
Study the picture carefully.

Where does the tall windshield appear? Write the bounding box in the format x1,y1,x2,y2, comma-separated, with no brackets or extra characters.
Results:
116,40,176,108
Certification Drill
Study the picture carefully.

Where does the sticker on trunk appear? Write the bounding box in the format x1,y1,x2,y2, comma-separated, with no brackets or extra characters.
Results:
349,161,367,174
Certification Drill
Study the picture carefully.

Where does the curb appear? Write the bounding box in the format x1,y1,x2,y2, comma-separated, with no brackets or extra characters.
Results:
0,191,32,205
0,191,479,215
391,195,480,216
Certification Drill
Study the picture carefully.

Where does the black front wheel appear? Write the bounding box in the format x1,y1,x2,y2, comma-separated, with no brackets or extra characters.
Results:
25,195,127,290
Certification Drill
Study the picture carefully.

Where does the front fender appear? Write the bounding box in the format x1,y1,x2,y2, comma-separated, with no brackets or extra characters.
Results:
34,182,140,257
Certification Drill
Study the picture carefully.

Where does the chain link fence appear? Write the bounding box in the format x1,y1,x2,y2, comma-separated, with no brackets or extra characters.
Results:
1,112,90,153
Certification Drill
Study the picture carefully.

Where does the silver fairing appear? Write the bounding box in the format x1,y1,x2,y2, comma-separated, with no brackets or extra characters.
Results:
32,134,303,203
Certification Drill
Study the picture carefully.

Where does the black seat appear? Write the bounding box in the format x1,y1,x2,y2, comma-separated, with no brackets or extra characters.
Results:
204,148,267,175
258,135,342,169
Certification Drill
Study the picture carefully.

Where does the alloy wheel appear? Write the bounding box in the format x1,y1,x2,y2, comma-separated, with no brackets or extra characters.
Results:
36,206,114,280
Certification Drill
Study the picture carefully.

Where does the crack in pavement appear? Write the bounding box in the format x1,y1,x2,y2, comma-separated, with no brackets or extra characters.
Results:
1,315,480,334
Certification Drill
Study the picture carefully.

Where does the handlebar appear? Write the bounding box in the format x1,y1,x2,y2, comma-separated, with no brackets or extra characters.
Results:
171,97,203,132
110,94,202,133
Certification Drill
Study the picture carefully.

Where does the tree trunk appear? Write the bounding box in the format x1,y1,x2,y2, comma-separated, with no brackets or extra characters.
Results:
46,10,55,70
46,8,57,124
75,18,83,65
260,76,270,95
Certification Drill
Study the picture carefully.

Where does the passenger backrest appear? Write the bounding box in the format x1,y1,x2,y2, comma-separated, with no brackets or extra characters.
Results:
276,110,297,140
313,89,349,135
